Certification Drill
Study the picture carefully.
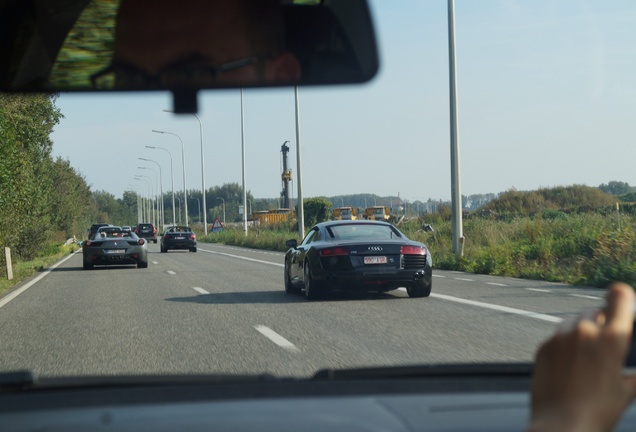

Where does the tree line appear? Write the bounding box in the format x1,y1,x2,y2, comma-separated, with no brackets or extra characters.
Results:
0,94,97,261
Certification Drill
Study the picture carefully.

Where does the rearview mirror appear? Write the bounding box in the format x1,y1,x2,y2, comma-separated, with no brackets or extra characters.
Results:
0,0,379,113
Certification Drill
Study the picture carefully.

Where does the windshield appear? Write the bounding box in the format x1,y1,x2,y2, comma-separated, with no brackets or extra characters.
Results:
1,0,634,381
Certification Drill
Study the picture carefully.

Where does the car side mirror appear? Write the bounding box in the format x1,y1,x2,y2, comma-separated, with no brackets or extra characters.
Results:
286,239,298,249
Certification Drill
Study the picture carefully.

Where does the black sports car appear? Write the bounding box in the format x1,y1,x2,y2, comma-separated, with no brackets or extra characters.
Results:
284,220,432,300
83,226,149,269
161,226,197,253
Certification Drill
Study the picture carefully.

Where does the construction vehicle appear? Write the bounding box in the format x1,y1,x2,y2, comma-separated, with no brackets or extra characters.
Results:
333,207,357,220
363,206,391,221
251,208,293,225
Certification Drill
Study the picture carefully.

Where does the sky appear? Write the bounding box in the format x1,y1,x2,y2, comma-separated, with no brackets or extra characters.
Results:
50,0,636,204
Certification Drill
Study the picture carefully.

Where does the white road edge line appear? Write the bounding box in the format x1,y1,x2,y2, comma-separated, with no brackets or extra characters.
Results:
167,270,176,275
197,246,562,324
192,287,209,295
0,250,80,310
199,249,284,267
570,294,603,300
254,325,299,352
526,288,552,293
431,293,563,324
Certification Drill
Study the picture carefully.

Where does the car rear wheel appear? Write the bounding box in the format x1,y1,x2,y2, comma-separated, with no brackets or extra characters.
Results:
304,262,323,300
83,262,93,270
190,247,197,253
407,279,431,298
138,261,148,269
160,245,167,253
285,261,300,294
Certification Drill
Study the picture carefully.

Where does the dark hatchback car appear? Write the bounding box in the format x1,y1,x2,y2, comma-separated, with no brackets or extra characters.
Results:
161,226,197,253
284,220,433,300
135,223,157,243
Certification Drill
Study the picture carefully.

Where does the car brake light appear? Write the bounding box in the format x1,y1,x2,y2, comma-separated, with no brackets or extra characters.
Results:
137,239,145,245
164,234,171,240
190,234,196,240
85,240,93,246
401,245,425,255
319,247,348,257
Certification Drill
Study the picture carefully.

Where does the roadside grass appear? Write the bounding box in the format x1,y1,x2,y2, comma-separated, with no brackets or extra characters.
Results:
0,243,80,296
199,212,636,288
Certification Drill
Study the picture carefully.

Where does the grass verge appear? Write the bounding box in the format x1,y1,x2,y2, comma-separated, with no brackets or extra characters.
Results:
0,243,80,297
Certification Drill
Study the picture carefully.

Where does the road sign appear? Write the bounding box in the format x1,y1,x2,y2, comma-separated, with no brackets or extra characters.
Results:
211,217,224,233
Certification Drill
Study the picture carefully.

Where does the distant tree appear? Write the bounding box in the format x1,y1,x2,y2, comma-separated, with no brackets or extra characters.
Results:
303,197,332,227
599,181,632,196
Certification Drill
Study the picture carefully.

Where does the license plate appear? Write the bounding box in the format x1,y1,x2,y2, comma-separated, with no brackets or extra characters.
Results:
175,236,185,240
105,249,125,254
364,256,387,264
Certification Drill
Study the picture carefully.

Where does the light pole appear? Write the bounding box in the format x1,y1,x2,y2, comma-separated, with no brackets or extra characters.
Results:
146,145,176,227
139,158,164,229
128,185,143,223
135,177,152,224
216,197,225,224
239,89,248,235
137,167,161,228
152,129,188,226
175,197,181,224
247,199,252,216
163,109,207,235
136,174,156,226
191,197,201,223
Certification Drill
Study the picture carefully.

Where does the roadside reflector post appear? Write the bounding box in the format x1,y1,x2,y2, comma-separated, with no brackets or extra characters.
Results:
5,247,13,280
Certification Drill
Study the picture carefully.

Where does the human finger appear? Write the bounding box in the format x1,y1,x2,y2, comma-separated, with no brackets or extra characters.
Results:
604,282,635,335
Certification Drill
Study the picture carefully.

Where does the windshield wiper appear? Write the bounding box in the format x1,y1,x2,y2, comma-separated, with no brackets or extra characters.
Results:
311,363,533,381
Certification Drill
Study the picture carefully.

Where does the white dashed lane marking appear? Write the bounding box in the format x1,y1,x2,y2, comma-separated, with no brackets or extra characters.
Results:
525,288,552,293
192,287,209,295
487,282,508,287
255,326,299,352
570,294,603,300
167,270,176,275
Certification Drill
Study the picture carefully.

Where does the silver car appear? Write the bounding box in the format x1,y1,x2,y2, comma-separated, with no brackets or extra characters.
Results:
82,226,148,269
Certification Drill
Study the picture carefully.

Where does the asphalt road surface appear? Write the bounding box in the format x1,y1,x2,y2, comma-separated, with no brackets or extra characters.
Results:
0,242,605,378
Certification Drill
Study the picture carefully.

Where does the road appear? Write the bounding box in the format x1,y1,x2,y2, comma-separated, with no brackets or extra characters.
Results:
0,242,605,378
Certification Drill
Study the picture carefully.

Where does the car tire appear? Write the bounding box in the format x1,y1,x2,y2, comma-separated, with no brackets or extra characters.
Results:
284,261,300,294
407,279,432,298
153,239,157,244
138,261,148,269
83,262,93,270
160,245,167,253
304,261,323,300
190,247,197,253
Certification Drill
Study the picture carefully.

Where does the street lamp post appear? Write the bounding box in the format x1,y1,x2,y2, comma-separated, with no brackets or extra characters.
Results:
137,167,161,227
176,197,181,224
152,130,188,226
139,158,164,230
136,174,156,226
135,177,152,224
146,145,176,227
191,197,201,223
163,110,206,235
216,197,225,224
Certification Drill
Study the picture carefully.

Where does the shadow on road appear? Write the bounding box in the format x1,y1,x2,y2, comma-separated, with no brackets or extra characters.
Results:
165,290,404,305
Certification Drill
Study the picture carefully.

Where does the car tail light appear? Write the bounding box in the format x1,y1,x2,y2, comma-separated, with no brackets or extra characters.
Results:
190,234,196,240
137,239,145,245
319,247,349,257
401,245,425,255
164,234,171,240
85,240,93,246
